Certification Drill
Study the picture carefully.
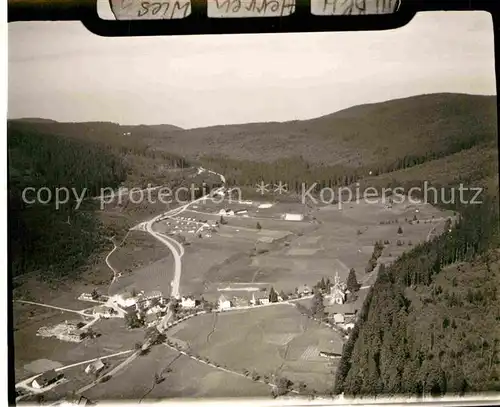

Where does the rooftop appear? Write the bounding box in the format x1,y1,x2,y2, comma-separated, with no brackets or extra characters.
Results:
325,303,359,315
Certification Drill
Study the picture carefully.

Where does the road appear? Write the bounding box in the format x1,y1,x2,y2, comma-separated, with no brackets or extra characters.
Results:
137,169,226,330
15,350,134,395
15,300,94,318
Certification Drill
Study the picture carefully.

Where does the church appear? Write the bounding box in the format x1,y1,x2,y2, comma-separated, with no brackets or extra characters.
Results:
327,272,347,305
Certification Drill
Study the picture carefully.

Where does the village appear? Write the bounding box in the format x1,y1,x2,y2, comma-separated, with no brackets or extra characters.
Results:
17,266,364,401
14,174,452,403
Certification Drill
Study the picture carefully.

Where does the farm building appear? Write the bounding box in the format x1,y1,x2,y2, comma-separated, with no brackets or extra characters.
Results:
181,296,196,309
325,303,359,321
78,293,94,301
111,292,137,308
32,369,62,389
218,294,232,311
343,322,355,330
139,291,165,308
84,359,105,375
298,284,311,296
282,213,304,221
233,297,250,307
332,313,345,324
92,306,115,318
250,292,268,306
52,395,91,406
319,351,342,360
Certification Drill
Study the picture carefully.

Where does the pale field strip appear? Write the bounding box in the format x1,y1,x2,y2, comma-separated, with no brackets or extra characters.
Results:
300,345,319,361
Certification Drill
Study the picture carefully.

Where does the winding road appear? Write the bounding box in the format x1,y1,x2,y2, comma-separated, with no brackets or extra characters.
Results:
137,170,226,330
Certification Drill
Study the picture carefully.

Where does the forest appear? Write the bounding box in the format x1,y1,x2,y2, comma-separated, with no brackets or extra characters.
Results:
8,125,127,279
333,183,500,396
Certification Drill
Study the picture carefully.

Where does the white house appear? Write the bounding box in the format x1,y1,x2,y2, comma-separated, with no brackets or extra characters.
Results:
343,322,355,330
78,293,94,301
146,304,164,315
283,213,304,221
111,292,137,308
259,298,270,305
181,296,196,309
218,294,232,311
298,284,311,296
333,313,345,324
92,306,115,318
84,359,105,375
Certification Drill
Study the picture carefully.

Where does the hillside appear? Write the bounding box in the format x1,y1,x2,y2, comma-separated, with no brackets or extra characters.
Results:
333,181,500,395
356,141,499,193
7,120,188,187
150,93,497,169
8,126,126,279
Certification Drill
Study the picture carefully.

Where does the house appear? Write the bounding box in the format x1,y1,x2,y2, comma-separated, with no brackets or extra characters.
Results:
145,313,160,327
92,306,115,318
32,369,62,389
325,303,359,322
84,359,105,375
181,296,196,309
146,304,164,315
319,351,342,360
218,294,232,311
250,292,268,306
138,291,164,308
332,313,345,324
283,213,304,221
298,284,311,296
233,297,250,307
343,322,355,330
111,292,137,308
78,293,94,301
53,395,91,406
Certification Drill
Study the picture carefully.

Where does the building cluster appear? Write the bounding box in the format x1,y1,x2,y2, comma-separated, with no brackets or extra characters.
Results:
323,273,359,331
165,216,216,238
36,320,89,343
111,290,169,327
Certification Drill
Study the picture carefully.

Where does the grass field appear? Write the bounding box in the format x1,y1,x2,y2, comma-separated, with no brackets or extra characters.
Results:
169,305,343,394
82,345,270,400
14,305,144,384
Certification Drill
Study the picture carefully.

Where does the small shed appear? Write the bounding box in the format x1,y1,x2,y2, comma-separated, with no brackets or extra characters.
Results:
84,359,105,375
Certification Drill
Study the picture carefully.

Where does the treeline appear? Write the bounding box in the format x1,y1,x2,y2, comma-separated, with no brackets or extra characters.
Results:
333,187,500,396
200,140,492,194
9,127,127,279
8,121,191,180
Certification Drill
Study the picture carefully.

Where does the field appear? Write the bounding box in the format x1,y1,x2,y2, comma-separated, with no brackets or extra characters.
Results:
166,197,453,299
13,303,144,383
169,305,344,394
82,345,270,400
13,193,453,400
